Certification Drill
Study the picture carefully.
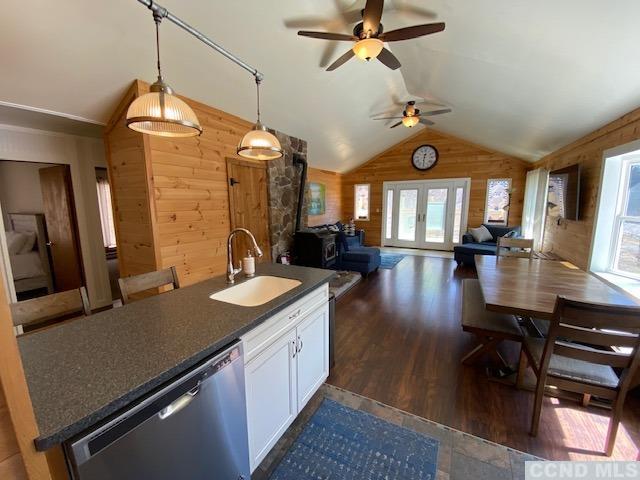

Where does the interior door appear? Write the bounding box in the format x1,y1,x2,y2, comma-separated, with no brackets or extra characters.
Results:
39,165,84,291
227,158,272,263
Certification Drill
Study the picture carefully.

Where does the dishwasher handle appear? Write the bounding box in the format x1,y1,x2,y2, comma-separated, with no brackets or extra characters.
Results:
158,384,200,420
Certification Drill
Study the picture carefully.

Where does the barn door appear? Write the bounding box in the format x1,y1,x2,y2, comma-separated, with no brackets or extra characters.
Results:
39,165,84,291
226,158,272,263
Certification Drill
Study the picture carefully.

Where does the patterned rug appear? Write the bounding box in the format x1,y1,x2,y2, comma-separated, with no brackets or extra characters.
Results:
379,253,406,269
270,398,439,479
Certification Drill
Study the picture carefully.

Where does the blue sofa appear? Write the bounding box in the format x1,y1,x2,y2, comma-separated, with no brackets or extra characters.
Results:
309,223,381,276
454,224,521,266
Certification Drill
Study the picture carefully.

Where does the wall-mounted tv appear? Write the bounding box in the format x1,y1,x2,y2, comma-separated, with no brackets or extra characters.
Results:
547,163,581,221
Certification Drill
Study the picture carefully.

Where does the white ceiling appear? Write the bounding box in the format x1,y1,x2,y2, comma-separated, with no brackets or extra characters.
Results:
1,0,640,172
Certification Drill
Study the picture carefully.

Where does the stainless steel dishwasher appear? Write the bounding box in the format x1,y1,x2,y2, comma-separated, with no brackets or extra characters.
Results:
64,341,250,480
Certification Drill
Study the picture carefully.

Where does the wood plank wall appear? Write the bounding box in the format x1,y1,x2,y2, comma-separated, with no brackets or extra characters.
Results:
106,80,256,287
104,82,160,280
341,127,529,246
533,106,640,270
307,168,343,226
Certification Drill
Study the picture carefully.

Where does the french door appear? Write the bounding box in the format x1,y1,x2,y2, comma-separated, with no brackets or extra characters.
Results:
382,178,470,251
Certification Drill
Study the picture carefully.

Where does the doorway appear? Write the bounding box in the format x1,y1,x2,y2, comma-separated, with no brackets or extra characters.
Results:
382,178,470,251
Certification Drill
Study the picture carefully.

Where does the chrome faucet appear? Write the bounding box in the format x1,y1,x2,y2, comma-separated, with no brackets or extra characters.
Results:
227,228,264,284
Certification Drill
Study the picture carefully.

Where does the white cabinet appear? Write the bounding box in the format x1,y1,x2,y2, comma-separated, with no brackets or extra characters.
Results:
242,286,329,472
296,303,329,410
244,328,297,468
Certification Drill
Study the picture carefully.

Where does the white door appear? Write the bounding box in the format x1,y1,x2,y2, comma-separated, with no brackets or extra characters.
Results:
245,328,298,471
296,303,329,410
383,178,470,251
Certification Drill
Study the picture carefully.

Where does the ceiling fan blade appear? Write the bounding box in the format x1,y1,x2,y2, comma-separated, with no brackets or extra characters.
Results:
419,118,435,126
373,116,404,120
298,31,357,41
420,108,452,117
379,22,445,42
377,48,401,70
390,121,403,128
363,0,384,34
340,9,364,24
326,49,355,71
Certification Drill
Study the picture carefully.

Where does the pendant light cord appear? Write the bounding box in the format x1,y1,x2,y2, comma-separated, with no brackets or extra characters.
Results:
154,14,163,80
255,76,261,124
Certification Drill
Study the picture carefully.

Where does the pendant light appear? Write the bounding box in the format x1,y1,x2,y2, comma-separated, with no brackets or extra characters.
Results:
237,77,284,161
127,14,202,138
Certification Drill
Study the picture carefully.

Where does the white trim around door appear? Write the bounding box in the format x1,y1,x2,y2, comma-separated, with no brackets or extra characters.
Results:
381,178,471,251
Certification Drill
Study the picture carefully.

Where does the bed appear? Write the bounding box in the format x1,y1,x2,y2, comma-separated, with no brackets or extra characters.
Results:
7,213,54,294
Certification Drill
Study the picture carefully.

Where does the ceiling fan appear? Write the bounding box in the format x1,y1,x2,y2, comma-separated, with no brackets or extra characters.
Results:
297,0,445,71
373,101,451,128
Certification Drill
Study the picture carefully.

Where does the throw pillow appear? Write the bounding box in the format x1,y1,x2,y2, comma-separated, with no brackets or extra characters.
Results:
6,231,27,255
19,231,37,253
469,225,492,243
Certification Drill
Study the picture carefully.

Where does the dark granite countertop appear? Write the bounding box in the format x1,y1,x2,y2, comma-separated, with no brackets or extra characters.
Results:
18,263,334,451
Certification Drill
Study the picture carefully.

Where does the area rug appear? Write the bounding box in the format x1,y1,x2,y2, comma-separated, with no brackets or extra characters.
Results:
269,398,439,479
379,253,406,269
329,271,361,300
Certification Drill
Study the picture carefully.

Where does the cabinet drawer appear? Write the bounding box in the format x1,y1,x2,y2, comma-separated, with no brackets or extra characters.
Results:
242,284,328,363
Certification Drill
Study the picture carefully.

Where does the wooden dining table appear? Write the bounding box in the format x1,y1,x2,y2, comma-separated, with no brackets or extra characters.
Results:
475,255,640,320
475,255,640,389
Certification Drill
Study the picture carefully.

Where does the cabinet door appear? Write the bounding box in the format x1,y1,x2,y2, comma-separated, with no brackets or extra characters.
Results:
296,303,329,410
245,328,297,472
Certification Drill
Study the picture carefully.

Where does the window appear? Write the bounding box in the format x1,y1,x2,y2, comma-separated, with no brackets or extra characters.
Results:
385,189,393,239
484,178,512,225
354,184,370,221
611,160,640,278
96,169,117,248
452,187,464,243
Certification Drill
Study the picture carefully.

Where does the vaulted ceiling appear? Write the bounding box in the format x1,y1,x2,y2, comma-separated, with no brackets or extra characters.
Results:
1,0,640,172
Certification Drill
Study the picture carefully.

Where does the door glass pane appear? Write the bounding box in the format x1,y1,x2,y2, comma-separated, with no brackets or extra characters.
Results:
385,189,394,239
625,164,640,216
425,188,447,243
615,220,640,276
398,189,418,241
453,187,464,243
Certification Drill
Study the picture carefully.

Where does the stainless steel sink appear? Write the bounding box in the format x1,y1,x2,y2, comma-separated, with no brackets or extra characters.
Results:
209,276,302,307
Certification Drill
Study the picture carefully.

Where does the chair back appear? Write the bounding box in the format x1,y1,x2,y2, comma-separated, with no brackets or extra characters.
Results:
541,297,640,387
497,237,534,259
118,266,180,304
10,287,90,332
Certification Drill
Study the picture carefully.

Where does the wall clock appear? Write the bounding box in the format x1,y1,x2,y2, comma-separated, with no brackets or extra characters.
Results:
412,145,439,171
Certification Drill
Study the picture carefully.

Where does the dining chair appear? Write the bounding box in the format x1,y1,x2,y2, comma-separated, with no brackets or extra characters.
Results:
520,296,640,456
118,266,180,304
10,287,91,335
460,279,525,375
496,237,534,259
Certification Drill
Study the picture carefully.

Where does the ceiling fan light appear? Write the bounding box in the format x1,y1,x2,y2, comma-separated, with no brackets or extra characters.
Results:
127,79,202,138
237,122,284,161
352,38,384,61
402,115,420,127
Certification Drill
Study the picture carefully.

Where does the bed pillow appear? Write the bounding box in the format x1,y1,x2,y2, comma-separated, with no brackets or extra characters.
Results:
6,231,27,255
469,225,493,243
18,231,37,253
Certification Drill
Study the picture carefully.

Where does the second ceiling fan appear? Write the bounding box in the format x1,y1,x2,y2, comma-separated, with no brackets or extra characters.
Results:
374,101,452,128
298,0,445,71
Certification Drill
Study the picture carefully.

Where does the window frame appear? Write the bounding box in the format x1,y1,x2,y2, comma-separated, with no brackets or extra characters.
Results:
608,158,640,280
354,183,371,221
484,178,512,226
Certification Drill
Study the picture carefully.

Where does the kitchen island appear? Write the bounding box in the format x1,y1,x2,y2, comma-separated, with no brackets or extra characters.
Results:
18,263,334,456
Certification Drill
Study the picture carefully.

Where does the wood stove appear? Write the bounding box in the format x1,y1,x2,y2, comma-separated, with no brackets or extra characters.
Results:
294,228,337,269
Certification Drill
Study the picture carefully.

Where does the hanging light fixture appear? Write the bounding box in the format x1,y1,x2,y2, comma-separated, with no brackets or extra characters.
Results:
126,13,202,137
402,115,420,128
352,37,384,61
237,77,284,161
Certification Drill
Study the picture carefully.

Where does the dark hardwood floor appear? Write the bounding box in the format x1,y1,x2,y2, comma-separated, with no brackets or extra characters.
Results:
328,254,640,461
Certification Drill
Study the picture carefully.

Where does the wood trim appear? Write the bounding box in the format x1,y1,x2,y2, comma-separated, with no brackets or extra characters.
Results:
0,274,51,479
